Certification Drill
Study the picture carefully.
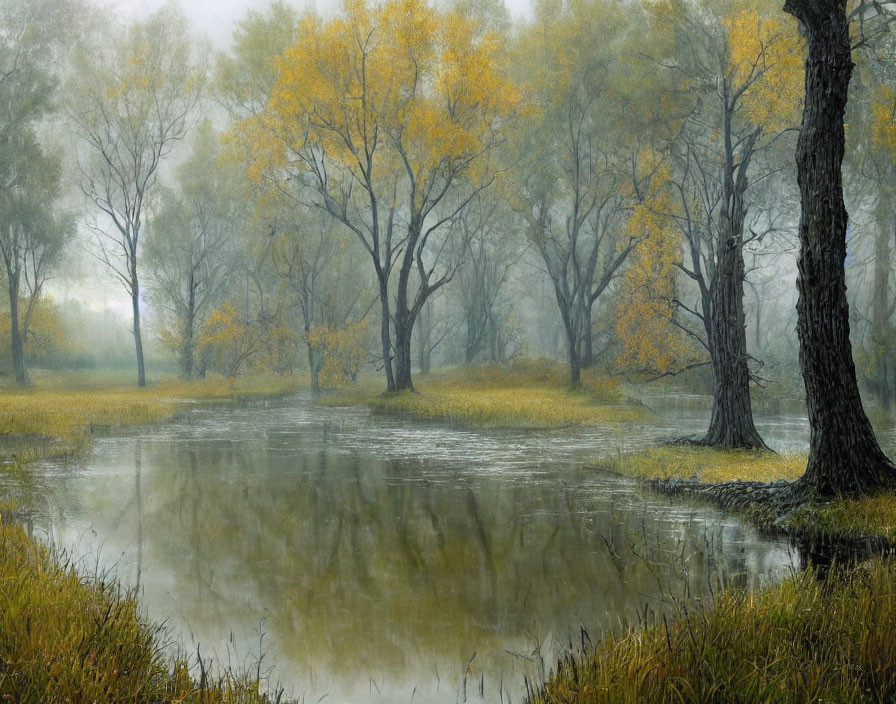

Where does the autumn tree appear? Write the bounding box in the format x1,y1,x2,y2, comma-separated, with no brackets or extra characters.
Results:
147,120,238,379
247,0,519,391
783,0,896,499
0,133,71,384
71,6,204,387
513,0,654,385
0,0,76,384
642,1,802,449
270,207,370,390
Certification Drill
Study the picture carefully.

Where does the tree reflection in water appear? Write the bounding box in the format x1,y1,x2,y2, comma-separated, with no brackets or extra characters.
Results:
29,397,797,703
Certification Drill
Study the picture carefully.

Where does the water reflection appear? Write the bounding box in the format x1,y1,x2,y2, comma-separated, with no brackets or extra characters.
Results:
24,395,802,703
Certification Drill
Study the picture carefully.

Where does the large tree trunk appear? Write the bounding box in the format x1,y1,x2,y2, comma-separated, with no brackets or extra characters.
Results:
393,318,414,391
703,240,768,449
784,0,894,498
132,281,146,388
8,274,26,386
565,321,581,386
700,96,767,450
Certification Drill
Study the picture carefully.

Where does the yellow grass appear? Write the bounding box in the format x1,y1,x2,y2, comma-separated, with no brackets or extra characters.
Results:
531,559,896,704
788,493,896,543
320,361,652,428
595,446,896,545
0,372,306,469
591,446,807,483
0,517,285,703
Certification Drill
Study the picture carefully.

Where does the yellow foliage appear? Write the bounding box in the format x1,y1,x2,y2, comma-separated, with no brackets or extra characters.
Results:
249,0,520,198
724,8,803,132
308,320,368,387
616,173,699,375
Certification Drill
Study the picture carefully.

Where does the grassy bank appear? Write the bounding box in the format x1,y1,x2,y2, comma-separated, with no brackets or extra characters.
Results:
320,360,652,429
0,371,306,470
528,447,896,703
0,370,303,703
590,446,896,546
530,558,896,704
0,517,284,703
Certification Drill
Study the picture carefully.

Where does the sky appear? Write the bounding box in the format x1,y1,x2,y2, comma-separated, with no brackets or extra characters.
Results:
112,0,534,46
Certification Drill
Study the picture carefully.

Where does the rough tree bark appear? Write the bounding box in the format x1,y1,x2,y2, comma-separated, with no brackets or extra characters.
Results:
784,0,895,498
702,125,768,450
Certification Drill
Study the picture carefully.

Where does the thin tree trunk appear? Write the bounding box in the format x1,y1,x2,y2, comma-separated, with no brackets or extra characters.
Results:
132,282,146,388
182,272,196,379
417,302,432,375
784,0,894,498
582,304,594,369
377,276,395,392
8,274,26,386
307,339,319,392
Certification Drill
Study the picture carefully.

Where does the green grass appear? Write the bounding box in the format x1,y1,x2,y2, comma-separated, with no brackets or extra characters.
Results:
0,517,286,703
0,371,306,470
529,558,896,704
320,360,652,429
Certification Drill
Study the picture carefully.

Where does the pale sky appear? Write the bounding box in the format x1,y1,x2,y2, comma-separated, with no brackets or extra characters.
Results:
112,0,533,46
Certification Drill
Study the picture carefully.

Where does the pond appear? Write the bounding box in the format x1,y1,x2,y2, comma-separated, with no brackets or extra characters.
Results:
16,392,829,703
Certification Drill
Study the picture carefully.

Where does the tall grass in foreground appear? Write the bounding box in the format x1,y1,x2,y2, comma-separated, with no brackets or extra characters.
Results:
0,518,287,703
529,560,896,704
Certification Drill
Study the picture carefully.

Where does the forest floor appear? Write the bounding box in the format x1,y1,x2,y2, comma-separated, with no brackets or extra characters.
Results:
318,359,652,428
0,369,304,703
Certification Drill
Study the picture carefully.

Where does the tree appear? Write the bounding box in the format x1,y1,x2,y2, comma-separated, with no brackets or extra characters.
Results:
0,133,70,384
247,0,519,391
783,0,896,498
454,195,522,365
71,6,203,387
513,0,648,385
270,208,369,391
147,121,238,379
0,0,76,384
643,1,802,449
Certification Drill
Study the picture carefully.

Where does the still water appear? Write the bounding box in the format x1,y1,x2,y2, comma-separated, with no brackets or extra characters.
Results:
18,392,821,703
